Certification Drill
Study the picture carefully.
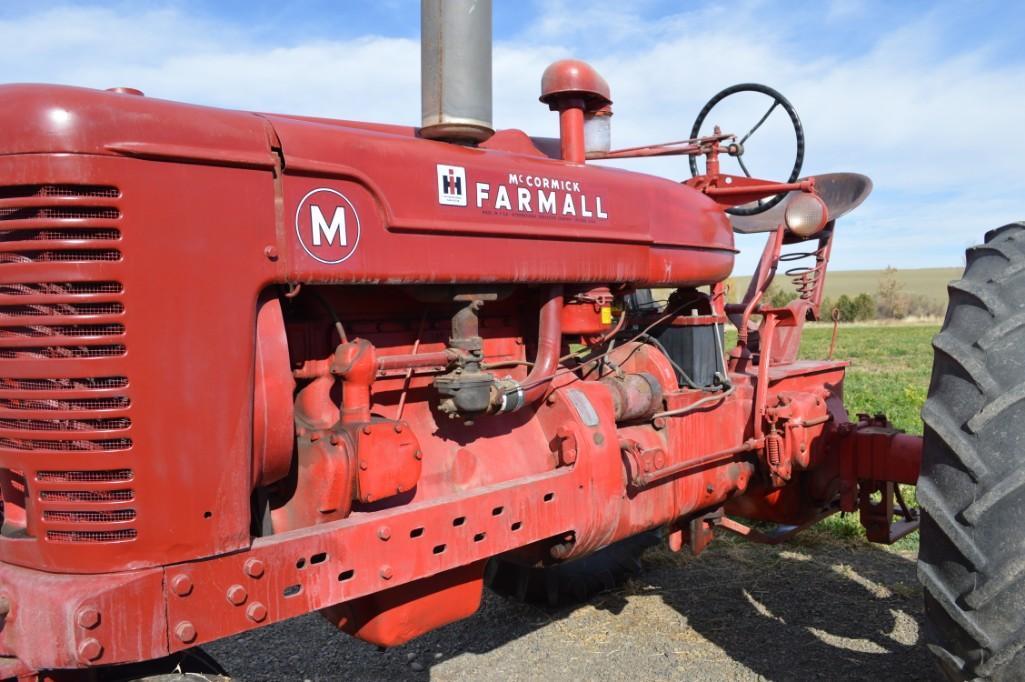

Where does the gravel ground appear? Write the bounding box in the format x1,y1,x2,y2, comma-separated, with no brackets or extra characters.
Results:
204,533,933,681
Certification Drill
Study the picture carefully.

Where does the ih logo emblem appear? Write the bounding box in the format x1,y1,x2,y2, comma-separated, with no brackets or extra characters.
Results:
437,164,467,206
295,188,361,264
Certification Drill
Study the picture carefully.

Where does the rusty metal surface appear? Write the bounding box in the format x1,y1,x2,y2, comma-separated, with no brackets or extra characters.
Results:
0,75,922,679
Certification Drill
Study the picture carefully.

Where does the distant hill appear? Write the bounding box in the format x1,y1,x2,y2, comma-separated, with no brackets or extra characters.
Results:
728,267,961,304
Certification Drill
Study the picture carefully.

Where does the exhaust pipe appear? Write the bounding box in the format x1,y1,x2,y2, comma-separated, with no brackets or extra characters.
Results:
420,0,494,143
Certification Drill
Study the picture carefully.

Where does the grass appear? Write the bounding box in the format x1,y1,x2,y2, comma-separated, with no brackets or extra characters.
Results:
799,324,936,435
797,323,938,549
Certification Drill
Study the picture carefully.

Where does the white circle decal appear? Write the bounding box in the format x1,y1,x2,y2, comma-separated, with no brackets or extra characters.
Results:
295,188,361,264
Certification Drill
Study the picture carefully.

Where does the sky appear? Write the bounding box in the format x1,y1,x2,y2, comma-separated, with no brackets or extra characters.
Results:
2,0,1022,272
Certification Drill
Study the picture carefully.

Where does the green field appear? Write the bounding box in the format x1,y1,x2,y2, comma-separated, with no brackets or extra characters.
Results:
800,324,935,435
722,324,937,433
730,267,960,304
798,324,938,547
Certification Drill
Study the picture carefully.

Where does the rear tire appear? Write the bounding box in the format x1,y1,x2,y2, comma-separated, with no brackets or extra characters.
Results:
919,222,1025,680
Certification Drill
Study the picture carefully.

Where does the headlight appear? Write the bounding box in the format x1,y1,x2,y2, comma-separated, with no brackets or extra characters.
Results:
784,192,829,237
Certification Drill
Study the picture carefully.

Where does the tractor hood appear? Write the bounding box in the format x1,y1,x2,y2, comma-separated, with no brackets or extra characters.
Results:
0,83,736,286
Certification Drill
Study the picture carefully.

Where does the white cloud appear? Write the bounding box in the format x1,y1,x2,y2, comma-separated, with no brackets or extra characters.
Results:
1,2,1019,274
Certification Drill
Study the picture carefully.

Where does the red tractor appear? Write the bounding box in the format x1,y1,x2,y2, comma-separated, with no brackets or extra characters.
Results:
0,2,1011,679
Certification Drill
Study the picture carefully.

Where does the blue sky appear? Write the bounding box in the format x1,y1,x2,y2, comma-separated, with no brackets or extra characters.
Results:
2,1,1023,272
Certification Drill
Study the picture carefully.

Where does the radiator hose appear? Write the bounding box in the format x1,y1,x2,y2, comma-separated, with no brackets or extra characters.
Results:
495,285,564,413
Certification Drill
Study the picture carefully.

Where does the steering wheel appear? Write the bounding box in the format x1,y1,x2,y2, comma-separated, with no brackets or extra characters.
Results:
689,83,805,215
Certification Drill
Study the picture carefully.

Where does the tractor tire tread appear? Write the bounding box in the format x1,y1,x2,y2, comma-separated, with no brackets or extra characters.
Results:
920,221,1025,680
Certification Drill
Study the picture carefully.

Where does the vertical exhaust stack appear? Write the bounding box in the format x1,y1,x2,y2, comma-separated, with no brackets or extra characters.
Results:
420,0,494,143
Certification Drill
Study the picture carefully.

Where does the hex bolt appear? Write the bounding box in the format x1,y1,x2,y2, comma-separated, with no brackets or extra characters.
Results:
263,245,279,261
244,558,266,579
77,638,103,662
76,607,101,629
329,433,341,446
377,526,391,541
174,621,197,644
246,602,268,623
414,449,423,460
226,584,248,606
170,574,193,597
359,460,368,471
362,425,372,435
379,565,393,580
394,423,404,434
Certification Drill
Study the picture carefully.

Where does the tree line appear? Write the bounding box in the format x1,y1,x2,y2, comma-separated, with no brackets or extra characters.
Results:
762,267,946,321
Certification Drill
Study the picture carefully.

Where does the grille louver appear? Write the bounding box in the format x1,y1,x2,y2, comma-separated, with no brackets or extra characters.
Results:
0,184,135,545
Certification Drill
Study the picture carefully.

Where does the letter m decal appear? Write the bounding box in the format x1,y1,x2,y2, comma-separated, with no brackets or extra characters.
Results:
310,205,347,246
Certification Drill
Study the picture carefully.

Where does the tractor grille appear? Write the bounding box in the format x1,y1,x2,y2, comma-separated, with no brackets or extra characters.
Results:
0,184,135,545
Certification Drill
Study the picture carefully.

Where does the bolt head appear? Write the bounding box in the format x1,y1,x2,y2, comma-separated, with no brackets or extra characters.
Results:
380,565,393,580
0,595,11,618
77,638,103,662
246,602,268,623
359,460,368,470
377,526,391,541
264,245,279,261
329,433,341,446
394,423,403,433
226,584,248,606
170,574,193,597
244,558,265,579
76,607,101,629
175,621,197,644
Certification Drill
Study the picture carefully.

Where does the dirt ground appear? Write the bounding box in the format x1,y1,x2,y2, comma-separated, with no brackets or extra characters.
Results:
204,530,934,681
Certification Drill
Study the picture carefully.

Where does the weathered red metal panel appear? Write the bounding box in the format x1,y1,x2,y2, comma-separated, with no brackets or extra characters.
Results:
0,150,276,573
0,562,166,673
0,80,924,678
